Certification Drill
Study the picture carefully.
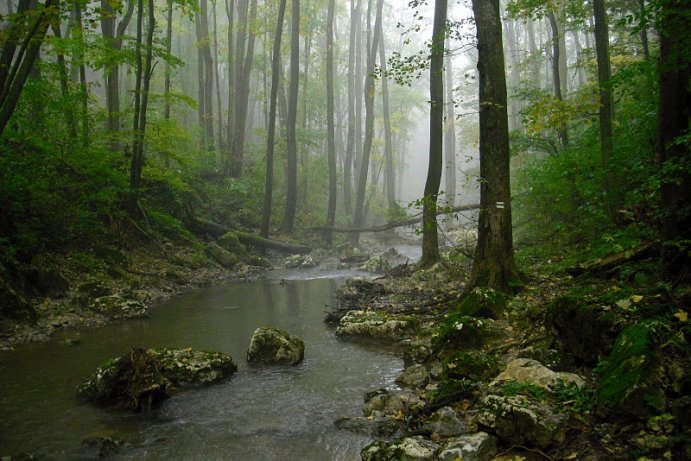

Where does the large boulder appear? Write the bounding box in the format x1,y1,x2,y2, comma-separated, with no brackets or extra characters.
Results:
362,389,423,418
475,394,568,448
490,358,585,391
436,432,497,461
337,243,370,263
77,348,236,411
246,327,305,365
360,255,391,274
336,310,414,341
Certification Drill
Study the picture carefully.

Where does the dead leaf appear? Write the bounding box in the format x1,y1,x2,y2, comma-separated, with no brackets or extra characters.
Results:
674,311,688,322
631,295,643,303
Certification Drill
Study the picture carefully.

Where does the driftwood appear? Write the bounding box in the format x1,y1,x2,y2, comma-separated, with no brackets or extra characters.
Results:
309,203,481,233
193,218,312,255
566,242,656,276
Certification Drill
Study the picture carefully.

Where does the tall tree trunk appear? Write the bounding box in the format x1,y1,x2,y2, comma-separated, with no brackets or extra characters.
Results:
261,0,287,239
281,0,300,233
592,0,616,220
164,0,173,121
547,10,568,147
128,0,155,214
419,0,447,267
468,0,519,292
225,0,235,170
199,0,214,151
343,0,360,216
379,25,395,211
195,12,206,147
74,2,89,147
324,0,337,245
230,0,257,177
658,0,691,278
350,0,382,244
50,9,78,141
300,26,312,206
444,49,456,213
101,0,134,151
212,0,224,151
638,0,649,60
572,29,585,88
526,19,541,88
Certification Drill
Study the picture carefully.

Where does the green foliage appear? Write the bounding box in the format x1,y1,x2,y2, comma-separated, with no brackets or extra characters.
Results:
432,311,493,351
552,380,594,412
428,378,475,406
442,350,498,382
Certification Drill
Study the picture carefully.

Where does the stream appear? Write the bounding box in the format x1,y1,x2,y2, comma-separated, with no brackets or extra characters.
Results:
0,247,421,460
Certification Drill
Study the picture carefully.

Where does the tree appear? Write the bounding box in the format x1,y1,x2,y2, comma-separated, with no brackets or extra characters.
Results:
281,0,300,233
444,45,456,214
419,0,447,268
657,0,691,278
323,0,337,245
379,22,395,212
351,0,383,243
592,0,616,220
468,0,519,292
0,0,58,137
261,0,287,239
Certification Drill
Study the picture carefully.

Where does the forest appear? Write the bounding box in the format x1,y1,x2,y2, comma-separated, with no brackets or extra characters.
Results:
0,0,689,459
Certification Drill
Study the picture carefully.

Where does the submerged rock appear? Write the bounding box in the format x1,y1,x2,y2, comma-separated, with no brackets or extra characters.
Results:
89,294,149,320
437,432,497,461
490,358,585,391
475,394,568,448
336,310,414,341
334,415,404,437
77,347,236,411
246,326,305,365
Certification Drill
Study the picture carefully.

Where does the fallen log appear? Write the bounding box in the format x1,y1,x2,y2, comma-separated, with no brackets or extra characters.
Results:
566,242,656,276
309,203,480,233
193,218,312,254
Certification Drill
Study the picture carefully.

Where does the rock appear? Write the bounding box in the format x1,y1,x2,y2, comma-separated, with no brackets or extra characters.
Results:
437,432,497,461
90,294,149,319
490,358,585,391
31,267,69,298
421,407,474,437
77,347,236,410
442,350,498,382
155,348,238,387
475,394,568,448
0,266,35,321
403,339,432,367
363,389,422,418
360,255,391,274
336,310,414,341
246,326,305,365
218,232,247,256
284,254,318,268
334,416,404,437
205,242,239,268
396,364,429,388
337,243,370,263
81,436,128,459
361,436,439,461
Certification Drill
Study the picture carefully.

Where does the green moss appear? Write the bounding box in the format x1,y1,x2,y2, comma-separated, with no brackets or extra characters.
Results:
456,287,508,318
595,321,660,414
442,350,498,382
501,379,549,402
429,378,476,406
432,313,490,351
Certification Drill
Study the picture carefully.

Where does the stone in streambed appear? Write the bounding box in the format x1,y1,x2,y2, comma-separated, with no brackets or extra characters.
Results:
336,310,414,341
490,358,585,391
436,432,497,461
77,347,237,411
246,326,305,365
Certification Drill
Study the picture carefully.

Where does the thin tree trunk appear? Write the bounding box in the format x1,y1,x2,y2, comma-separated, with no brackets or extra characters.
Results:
379,25,395,211
350,0,382,243
212,0,224,151
225,0,235,170
50,10,78,141
592,0,616,221
343,0,360,216
547,10,568,147
638,0,649,60
75,2,89,147
419,0,447,267
261,0,287,239
164,0,173,121
444,49,456,212
324,0,337,245
281,0,300,233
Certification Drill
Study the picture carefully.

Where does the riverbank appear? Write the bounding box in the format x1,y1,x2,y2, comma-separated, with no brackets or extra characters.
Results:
331,252,690,460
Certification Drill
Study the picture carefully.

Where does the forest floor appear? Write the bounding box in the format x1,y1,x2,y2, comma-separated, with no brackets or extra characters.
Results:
330,251,690,460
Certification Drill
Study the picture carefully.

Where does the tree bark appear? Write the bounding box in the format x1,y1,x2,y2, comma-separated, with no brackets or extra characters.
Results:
261,0,287,239
379,24,395,212
419,0,447,268
324,0,337,245
468,0,519,293
657,0,691,278
592,0,617,221
444,45,456,214
547,10,568,148
280,0,300,233
343,0,361,216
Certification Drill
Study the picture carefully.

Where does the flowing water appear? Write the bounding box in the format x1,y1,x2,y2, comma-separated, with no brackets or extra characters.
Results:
0,255,421,460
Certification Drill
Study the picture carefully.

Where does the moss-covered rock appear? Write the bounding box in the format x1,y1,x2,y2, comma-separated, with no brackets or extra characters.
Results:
456,287,507,318
421,406,474,437
475,394,568,448
284,254,318,268
490,358,585,391
336,310,415,341
217,232,247,257
595,321,663,417
361,436,439,461
204,242,239,268
77,347,236,411
360,255,392,274
544,295,617,365
436,432,497,461
442,350,499,382
337,243,370,263
395,364,429,388
246,326,305,365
